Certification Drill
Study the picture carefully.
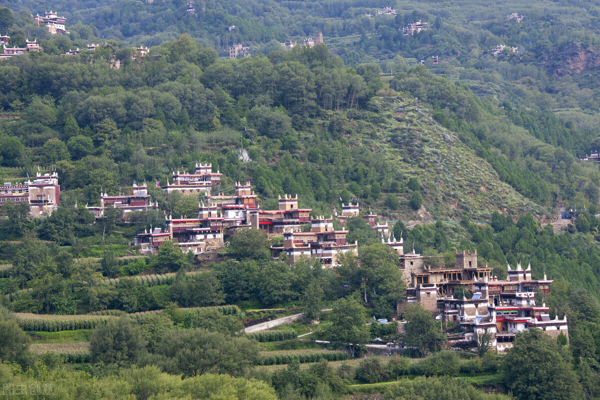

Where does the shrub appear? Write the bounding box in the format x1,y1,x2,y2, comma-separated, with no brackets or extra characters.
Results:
336,363,355,381
356,357,388,383
385,194,400,210
387,356,410,378
247,330,297,342
410,350,460,377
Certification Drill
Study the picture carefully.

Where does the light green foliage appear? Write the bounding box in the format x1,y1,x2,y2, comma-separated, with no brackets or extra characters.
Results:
383,376,510,400
181,308,244,335
138,312,174,352
0,363,277,399
411,350,460,376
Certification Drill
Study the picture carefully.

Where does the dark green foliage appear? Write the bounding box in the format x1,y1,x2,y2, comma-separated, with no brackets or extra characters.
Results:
90,318,145,365
387,356,411,378
370,321,398,339
228,229,270,261
181,308,244,335
0,306,31,365
410,191,423,210
156,328,260,378
385,194,400,210
410,351,460,377
502,329,582,400
0,7,14,31
151,241,190,273
356,357,388,383
101,246,119,278
247,330,297,342
271,359,347,398
321,295,370,357
407,178,420,192
403,304,447,357
258,351,347,366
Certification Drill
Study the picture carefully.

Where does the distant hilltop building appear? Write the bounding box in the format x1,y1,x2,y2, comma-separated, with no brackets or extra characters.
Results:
0,171,60,217
0,39,41,61
86,182,158,219
365,7,397,18
402,20,428,36
507,13,524,23
0,35,9,45
492,44,505,55
186,1,196,14
271,216,358,266
303,32,324,48
579,151,600,162
280,40,297,50
280,33,323,50
229,43,251,58
34,11,69,34
162,163,222,196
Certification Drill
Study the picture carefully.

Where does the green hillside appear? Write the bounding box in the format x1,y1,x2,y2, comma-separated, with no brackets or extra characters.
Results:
338,95,547,220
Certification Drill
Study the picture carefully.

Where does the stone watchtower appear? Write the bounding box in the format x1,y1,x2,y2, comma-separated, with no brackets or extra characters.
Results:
455,249,477,269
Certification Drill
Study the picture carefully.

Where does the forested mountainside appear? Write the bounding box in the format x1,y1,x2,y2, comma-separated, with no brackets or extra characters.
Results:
2,34,598,219
4,0,600,129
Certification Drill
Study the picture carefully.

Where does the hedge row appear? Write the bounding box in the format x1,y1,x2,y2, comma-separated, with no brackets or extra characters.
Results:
258,351,347,366
127,305,242,323
18,318,112,332
88,310,127,316
62,352,92,364
247,330,298,342
99,273,176,287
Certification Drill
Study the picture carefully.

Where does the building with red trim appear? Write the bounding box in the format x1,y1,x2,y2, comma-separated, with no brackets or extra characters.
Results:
34,11,69,34
440,263,567,352
86,182,158,218
0,172,60,217
1,39,41,60
134,202,224,255
162,163,222,196
270,215,358,266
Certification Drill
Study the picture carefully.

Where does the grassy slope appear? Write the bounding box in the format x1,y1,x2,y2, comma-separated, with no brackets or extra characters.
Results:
363,95,547,220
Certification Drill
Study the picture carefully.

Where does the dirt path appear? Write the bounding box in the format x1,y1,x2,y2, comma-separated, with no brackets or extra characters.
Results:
245,313,304,333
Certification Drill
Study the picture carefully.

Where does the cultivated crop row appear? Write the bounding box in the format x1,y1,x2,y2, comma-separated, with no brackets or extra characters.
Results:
258,351,347,365
247,330,298,342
